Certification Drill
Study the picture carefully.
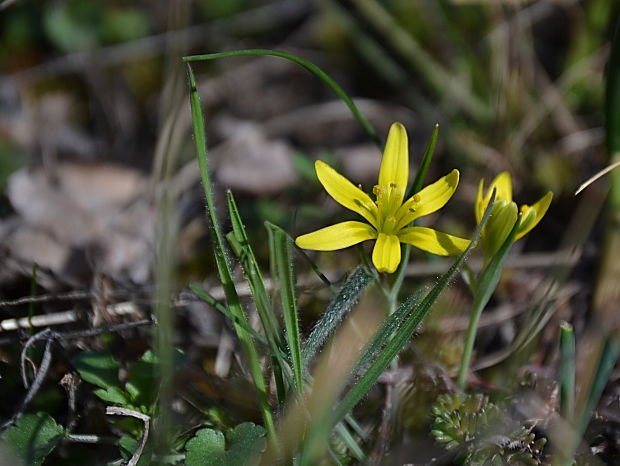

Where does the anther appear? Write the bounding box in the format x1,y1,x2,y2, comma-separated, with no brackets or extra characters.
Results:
373,185,382,196
413,194,421,203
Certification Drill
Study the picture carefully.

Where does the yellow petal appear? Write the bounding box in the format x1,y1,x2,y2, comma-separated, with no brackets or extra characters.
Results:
399,226,470,256
475,172,512,226
372,233,401,273
315,161,378,228
515,191,553,240
295,221,377,251
395,169,459,230
489,172,512,202
378,122,409,206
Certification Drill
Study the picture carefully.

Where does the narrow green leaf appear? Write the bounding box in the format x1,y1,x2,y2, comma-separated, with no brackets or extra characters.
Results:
266,222,304,393
408,123,440,198
226,192,280,339
606,17,620,207
559,321,575,421
226,191,288,402
186,65,276,446
2,412,64,466
190,284,270,347
352,289,424,376
183,49,380,149
576,336,620,438
302,266,375,365
295,245,337,295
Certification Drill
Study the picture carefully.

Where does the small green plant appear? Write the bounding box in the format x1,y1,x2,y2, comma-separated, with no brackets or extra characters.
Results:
431,393,547,465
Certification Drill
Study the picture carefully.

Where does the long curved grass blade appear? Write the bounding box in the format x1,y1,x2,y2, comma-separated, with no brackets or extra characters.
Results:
186,65,277,447
182,49,381,148
266,222,304,394
302,266,375,365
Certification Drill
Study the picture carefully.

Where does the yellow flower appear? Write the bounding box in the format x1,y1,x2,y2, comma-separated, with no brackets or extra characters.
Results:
475,172,553,255
295,122,470,273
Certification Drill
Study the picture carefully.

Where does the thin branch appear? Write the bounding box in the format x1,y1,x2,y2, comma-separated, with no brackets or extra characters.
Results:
105,407,150,466
2,334,54,431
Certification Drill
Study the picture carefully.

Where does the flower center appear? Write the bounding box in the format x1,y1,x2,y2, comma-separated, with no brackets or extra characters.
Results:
374,183,403,232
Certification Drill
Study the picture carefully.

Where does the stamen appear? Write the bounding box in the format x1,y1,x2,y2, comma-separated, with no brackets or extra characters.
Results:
389,182,397,188
413,194,421,203
373,185,382,196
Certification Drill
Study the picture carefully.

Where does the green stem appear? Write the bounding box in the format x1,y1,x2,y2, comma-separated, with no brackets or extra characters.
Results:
456,284,488,389
457,205,521,389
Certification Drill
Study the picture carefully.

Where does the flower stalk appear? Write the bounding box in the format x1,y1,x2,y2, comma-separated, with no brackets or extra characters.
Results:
457,172,552,388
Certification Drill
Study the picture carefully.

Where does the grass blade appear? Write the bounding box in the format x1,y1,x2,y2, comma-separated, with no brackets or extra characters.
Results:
266,222,304,394
183,49,380,149
408,123,440,199
606,16,620,206
352,289,424,377
186,64,277,446
189,284,270,347
226,192,287,402
559,321,575,421
302,266,375,365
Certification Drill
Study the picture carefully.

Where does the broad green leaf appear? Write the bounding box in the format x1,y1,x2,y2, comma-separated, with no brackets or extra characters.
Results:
72,350,120,390
2,412,64,466
185,423,266,466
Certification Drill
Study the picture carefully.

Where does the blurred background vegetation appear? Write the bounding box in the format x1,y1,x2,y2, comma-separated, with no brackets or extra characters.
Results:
1,0,620,464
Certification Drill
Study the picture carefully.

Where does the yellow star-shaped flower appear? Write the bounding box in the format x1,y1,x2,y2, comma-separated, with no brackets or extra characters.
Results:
295,122,470,273
475,172,553,255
